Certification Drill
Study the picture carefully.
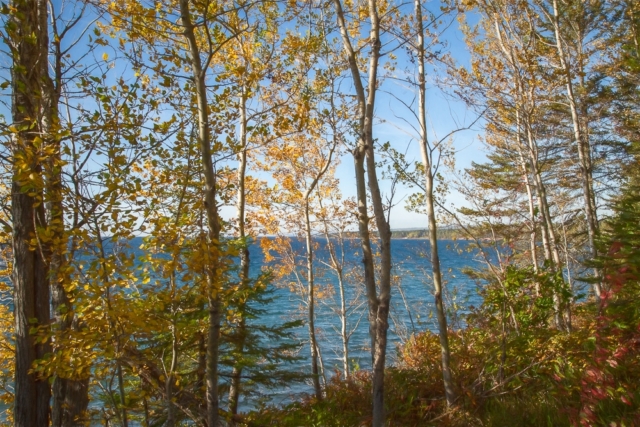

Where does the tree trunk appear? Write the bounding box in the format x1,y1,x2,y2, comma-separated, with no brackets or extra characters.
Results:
12,187,51,427
9,0,53,424
228,86,250,424
304,201,323,400
414,0,456,407
179,0,222,425
335,247,350,380
165,317,178,427
300,133,336,401
514,111,539,278
560,210,573,332
339,272,349,379
332,0,390,424
524,121,565,330
52,377,90,427
48,10,91,426
319,203,350,380
550,0,600,298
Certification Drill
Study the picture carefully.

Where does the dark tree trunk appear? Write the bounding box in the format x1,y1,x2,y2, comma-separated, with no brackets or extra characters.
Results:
52,376,90,427
9,0,53,424
12,186,51,427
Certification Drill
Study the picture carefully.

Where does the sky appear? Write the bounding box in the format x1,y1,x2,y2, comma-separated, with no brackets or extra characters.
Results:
327,4,486,230
0,0,488,233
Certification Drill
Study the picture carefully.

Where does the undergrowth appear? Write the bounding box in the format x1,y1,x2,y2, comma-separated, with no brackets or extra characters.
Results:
240,298,639,427
242,181,640,427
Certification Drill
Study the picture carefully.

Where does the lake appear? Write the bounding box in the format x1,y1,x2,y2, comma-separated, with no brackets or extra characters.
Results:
235,237,485,408
0,237,488,416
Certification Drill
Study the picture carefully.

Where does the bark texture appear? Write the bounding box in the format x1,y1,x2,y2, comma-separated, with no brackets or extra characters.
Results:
9,0,53,424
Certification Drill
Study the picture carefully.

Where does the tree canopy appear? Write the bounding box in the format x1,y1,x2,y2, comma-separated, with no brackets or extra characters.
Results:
0,0,638,425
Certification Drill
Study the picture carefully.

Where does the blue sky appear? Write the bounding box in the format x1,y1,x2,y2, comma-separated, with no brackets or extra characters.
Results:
1,0,487,233
328,4,485,230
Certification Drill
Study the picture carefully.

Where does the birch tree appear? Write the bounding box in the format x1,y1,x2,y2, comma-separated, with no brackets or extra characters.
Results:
331,0,393,423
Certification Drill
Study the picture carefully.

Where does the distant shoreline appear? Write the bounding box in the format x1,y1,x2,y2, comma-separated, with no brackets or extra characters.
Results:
254,235,475,241
331,236,474,242
390,237,473,240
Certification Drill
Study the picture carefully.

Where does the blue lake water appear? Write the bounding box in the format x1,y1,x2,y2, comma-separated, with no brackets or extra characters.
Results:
0,237,487,415
235,237,485,407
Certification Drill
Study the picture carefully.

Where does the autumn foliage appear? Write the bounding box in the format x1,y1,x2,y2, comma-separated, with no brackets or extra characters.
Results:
0,0,639,425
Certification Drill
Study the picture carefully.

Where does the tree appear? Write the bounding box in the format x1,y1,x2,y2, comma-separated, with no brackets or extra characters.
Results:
106,0,239,422
47,2,105,422
330,0,393,423
176,3,225,422
535,0,603,296
411,0,457,405
457,0,575,329
219,7,298,416
5,0,54,423
316,193,365,381
258,128,338,399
